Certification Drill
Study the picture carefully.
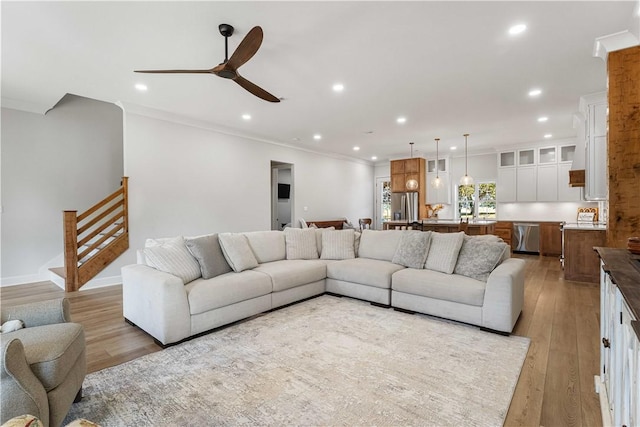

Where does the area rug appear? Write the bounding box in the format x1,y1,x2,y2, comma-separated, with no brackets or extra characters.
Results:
64,295,530,426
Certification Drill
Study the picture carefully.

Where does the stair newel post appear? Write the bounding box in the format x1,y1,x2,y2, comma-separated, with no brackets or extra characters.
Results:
122,176,129,233
63,210,79,292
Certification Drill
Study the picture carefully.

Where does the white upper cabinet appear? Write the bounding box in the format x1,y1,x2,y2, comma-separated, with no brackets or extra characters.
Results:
499,151,516,168
585,100,608,200
426,157,451,204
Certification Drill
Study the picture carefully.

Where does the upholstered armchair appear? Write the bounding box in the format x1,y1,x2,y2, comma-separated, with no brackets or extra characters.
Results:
1,298,86,427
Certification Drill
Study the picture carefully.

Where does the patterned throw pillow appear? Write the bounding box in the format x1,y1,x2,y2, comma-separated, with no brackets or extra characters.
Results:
454,237,509,282
320,229,356,260
218,233,259,272
185,234,233,279
144,236,201,284
425,232,465,274
392,230,432,268
284,228,319,260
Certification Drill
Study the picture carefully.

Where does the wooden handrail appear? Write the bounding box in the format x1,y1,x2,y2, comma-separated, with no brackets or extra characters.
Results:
77,187,123,222
77,210,123,248
62,177,129,291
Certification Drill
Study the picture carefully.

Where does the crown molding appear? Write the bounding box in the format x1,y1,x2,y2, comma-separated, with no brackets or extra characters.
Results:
593,30,640,61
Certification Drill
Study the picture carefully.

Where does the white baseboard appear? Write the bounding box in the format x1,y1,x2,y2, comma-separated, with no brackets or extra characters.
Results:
0,274,43,287
1,273,121,291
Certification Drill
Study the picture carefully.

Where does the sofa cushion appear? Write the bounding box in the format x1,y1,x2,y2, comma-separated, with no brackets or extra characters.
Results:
392,268,486,306
284,228,319,260
243,231,286,263
392,230,432,268
454,237,509,282
358,230,403,262
7,323,85,391
314,226,335,255
254,260,329,292
425,232,465,274
185,234,233,279
321,229,356,260
144,236,201,284
218,233,260,272
185,270,272,315
327,258,405,289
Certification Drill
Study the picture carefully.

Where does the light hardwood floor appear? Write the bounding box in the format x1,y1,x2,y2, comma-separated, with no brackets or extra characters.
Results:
0,254,602,426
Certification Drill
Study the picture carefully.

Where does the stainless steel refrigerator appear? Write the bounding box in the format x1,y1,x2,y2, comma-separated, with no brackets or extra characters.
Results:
391,192,419,222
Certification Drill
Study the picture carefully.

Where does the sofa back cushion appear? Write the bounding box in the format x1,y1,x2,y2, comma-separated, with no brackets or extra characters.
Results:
358,230,403,262
284,228,319,260
243,231,286,263
185,234,233,279
425,232,465,274
218,233,260,272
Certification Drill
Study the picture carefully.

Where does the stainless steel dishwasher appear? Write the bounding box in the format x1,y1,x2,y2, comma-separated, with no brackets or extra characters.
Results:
513,223,540,254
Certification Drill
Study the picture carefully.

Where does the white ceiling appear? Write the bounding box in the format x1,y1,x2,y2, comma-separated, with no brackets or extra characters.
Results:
2,1,638,162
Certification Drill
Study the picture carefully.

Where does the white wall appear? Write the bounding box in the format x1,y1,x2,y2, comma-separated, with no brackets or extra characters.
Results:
111,110,374,271
1,95,124,285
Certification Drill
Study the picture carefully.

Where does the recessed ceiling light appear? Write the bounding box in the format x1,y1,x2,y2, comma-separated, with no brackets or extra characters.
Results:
371,156,378,161
528,89,542,97
353,146,360,151
450,146,457,151
313,134,322,141
396,117,407,124
135,83,148,92
544,134,553,139
537,116,548,122
508,24,527,35
332,83,344,92
242,114,251,120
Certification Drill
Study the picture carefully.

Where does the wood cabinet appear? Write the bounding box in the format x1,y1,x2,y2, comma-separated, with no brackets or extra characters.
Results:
539,222,562,257
493,221,513,248
390,157,427,219
564,228,606,282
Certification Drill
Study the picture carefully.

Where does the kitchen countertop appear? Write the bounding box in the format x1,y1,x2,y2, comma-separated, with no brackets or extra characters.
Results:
384,219,497,226
563,222,607,230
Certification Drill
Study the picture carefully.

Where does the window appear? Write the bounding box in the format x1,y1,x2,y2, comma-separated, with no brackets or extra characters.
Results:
382,181,391,222
457,181,496,219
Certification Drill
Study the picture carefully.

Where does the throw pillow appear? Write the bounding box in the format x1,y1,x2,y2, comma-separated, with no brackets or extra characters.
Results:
284,227,319,260
425,232,465,274
143,236,202,284
185,234,233,279
354,231,361,257
218,233,259,272
315,226,335,255
454,238,509,281
392,230,432,268
320,229,356,260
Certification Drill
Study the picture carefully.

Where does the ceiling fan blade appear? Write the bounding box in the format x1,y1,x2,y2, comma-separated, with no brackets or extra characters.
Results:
226,26,263,70
134,69,213,74
234,75,280,103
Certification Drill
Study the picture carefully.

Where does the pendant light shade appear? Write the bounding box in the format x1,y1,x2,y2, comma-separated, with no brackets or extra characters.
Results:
406,142,419,191
431,137,442,189
459,133,474,185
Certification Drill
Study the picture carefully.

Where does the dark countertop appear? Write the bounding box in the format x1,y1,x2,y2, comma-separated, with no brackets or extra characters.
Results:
595,247,640,339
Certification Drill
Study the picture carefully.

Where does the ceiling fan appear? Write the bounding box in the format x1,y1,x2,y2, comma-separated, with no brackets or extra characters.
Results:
135,24,280,103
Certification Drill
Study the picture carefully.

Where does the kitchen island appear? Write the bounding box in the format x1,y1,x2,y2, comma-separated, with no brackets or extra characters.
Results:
382,219,496,235
563,222,606,283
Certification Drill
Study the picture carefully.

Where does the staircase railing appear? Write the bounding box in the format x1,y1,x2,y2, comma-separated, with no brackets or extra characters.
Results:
62,177,129,291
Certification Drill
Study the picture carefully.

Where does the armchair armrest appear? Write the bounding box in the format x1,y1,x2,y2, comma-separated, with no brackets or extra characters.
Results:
482,258,525,333
1,337,49,424
1,298,70,327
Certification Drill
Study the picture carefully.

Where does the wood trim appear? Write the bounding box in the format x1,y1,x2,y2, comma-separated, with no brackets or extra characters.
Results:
63,210,79,291
77,201,123,235
77,223,124,261
122,177,129,233
77,210,124,248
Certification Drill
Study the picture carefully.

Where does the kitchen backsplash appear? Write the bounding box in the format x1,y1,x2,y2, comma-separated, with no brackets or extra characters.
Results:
432,201,602,223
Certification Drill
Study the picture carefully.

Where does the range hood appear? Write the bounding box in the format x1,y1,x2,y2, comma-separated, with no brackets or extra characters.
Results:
569,111,586,187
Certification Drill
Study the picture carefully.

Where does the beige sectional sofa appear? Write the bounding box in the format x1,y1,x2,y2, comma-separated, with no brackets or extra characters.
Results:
122,229,525,346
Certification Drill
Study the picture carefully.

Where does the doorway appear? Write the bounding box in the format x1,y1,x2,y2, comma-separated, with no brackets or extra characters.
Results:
375,177,391,230
271,161,294,230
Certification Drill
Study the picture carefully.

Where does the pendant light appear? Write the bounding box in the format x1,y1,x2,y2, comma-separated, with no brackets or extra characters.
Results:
459,133,474,185
431,138,442,189
406,142,419,191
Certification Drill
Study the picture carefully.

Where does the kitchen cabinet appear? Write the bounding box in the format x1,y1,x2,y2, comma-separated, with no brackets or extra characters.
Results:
564,228,606,282
516,166,537,202
596,249,640,427
497,167,517,202
493,221,513,248
539,222,562,257
558,163,582,201
536,164,558,202
585,100,608,200
426,173,451,204
391,158,425,193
